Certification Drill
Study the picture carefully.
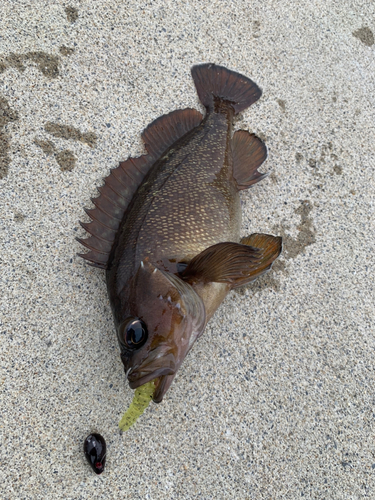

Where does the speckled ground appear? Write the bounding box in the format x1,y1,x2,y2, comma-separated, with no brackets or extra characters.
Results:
1,1,374,499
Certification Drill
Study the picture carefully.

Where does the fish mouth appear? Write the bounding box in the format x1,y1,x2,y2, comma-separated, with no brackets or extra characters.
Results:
152,373,176,403
127,345,176,398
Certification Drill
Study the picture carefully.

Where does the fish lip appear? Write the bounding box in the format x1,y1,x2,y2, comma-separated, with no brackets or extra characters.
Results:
128,366,175,389
127,345,176,389
152,374,175,403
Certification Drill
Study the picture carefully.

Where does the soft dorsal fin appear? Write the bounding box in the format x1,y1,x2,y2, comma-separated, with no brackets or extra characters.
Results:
141,108,203,158
232,130,268,190
77,155,153,268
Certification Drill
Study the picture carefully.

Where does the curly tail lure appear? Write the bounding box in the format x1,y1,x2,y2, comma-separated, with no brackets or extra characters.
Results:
119,380,156,432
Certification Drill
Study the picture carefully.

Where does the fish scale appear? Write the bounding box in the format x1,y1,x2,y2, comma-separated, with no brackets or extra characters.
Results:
121,113,234,274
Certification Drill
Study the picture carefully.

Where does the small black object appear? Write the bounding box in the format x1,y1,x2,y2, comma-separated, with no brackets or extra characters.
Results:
83,433,106,474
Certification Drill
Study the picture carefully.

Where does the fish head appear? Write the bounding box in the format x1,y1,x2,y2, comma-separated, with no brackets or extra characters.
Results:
117,260,206,402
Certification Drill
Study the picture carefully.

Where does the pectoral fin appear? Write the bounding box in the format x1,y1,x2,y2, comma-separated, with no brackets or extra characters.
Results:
238,233,282,284
181,234,282,288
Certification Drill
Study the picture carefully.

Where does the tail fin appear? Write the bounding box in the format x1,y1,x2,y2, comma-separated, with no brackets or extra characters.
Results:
191,63,262,114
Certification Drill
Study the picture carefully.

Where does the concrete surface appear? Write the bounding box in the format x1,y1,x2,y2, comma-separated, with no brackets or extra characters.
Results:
1,1,374,498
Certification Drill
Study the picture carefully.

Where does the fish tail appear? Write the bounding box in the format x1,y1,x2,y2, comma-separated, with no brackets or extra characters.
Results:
191,63,262,114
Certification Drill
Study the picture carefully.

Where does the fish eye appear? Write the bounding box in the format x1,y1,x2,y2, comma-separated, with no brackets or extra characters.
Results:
119,318,148,350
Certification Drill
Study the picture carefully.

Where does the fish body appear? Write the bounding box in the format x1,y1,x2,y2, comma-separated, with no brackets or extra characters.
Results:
78,64,282,404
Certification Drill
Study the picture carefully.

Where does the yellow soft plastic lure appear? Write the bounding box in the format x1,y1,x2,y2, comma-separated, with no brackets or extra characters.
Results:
119,380,156,432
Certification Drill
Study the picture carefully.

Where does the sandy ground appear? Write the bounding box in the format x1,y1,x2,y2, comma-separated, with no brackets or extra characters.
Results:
1,1,375,498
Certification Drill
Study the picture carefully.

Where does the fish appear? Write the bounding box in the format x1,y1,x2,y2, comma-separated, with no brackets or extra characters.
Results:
77,63,282,405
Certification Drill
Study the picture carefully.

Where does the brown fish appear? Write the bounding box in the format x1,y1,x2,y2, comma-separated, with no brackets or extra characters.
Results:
78,63,282,403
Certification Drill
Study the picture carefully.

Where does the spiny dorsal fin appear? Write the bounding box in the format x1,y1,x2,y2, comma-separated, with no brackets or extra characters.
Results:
77,155,153,268
191,63,262,114
77,109,203,269
232,130,268,190
182,236,282,288
141,108,203,158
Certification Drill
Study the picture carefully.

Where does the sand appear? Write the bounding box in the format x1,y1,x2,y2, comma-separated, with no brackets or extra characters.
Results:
1,1,374,498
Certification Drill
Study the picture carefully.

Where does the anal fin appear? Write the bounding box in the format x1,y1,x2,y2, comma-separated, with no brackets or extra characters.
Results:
182,234,281,288
232,130,268,190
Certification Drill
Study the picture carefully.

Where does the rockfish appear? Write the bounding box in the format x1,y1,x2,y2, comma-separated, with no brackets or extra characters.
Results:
78,63,282,404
